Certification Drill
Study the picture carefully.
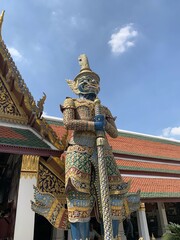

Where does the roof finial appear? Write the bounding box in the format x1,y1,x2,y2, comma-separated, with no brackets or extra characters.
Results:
0,10,5,41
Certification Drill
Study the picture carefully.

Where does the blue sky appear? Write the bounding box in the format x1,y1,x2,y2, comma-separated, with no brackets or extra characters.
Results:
1,0,180,139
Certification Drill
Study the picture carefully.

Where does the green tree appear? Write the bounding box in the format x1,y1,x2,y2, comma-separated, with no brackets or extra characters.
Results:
163,222,180,240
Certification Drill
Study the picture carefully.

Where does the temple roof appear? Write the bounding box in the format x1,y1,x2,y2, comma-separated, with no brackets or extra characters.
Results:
0,37,65,151
45,116,180,161
123,176,180,201
108,131,180,161
0,124,61,156
116,158,180,175
45,116,180,200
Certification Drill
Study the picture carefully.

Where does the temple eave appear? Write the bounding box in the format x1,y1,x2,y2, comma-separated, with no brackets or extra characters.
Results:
0,143,63,156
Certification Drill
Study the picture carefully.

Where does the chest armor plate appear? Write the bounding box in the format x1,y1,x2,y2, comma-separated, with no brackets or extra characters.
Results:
74,100,95,121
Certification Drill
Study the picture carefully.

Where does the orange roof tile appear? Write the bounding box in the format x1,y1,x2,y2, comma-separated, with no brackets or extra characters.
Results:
108,134,180,160
123,176,180,198
49,121,180,161
116,159,180,174
46,119,180,199
0,126,26,140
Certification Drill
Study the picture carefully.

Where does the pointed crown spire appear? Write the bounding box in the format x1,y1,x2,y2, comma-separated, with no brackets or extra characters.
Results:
0,10,5,41
74,54,100,82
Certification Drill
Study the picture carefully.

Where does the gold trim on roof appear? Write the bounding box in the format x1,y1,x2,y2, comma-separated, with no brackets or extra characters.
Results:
0,38,46,119
0,17,66,150
0,73,28,124
36,118,66,150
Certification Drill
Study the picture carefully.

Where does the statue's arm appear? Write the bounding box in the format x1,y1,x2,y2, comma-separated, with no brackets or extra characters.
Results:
61,98,95,132
104,107,118,138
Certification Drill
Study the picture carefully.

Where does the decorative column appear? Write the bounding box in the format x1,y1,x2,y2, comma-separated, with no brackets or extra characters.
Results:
119,221,127,240
137,203,150,240
14,155,39,240
157,202,168,235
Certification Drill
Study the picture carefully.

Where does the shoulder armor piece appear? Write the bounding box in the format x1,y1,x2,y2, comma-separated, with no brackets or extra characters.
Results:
61,98,75,111
102,106,117,120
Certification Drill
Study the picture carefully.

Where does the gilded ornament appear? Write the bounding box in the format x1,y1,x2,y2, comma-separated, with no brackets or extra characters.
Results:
0,77,20,115
20,155,39,179
38,163,65,202
36,92,46,118
21,155,39,172
0,10,5,41
140,202,145,211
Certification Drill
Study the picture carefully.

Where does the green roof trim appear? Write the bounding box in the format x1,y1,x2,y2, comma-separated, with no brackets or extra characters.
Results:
0,127,51,149
118,131,180,146
45,119,64,126
138,192,180,198
113,149,180,161
118,165,180,174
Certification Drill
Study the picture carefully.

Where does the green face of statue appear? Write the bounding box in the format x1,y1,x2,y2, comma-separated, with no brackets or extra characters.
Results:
77,75,100,96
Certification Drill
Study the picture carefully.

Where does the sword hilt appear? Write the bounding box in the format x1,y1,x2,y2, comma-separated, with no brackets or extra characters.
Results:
94,98,105,142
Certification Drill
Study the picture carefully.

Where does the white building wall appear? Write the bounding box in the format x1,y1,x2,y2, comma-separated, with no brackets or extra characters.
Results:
14,176,37,240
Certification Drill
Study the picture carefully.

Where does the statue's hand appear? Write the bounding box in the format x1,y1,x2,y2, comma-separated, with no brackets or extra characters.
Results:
94,114,106,131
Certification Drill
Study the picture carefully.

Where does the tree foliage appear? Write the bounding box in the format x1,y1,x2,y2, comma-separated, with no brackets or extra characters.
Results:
163,222,180,240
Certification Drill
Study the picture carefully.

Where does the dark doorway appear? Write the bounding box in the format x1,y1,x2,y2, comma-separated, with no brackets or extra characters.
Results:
34,214,53,240
0,153,22,239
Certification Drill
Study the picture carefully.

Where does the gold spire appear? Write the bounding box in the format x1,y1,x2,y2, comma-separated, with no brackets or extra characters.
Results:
0,10,5,41
74,54,100,82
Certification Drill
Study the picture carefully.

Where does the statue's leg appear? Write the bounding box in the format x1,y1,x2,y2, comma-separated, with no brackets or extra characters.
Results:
71,222,90,240
67,191,91,240
112,219,119,238
65,146,93,240
105,151,129,239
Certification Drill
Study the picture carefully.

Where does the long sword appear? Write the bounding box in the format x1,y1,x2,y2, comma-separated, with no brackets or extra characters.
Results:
94,98,114,240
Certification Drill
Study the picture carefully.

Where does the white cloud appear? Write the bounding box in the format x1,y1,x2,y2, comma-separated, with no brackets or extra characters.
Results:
170,127,180,136
162,127,171,137
161,126,180,139
8,47,23,62
108,24,138,55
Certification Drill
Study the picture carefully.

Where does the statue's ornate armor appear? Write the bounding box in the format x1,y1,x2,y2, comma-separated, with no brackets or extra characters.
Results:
31,55,140,240
61,97,130,223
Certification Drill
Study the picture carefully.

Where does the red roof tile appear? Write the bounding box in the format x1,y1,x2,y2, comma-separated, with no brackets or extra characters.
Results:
49,123,180,161
47,119,180,199
108,135,180,160
116,159,180,174
123,176,180,198
0,126,26,140
50,125,68,139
